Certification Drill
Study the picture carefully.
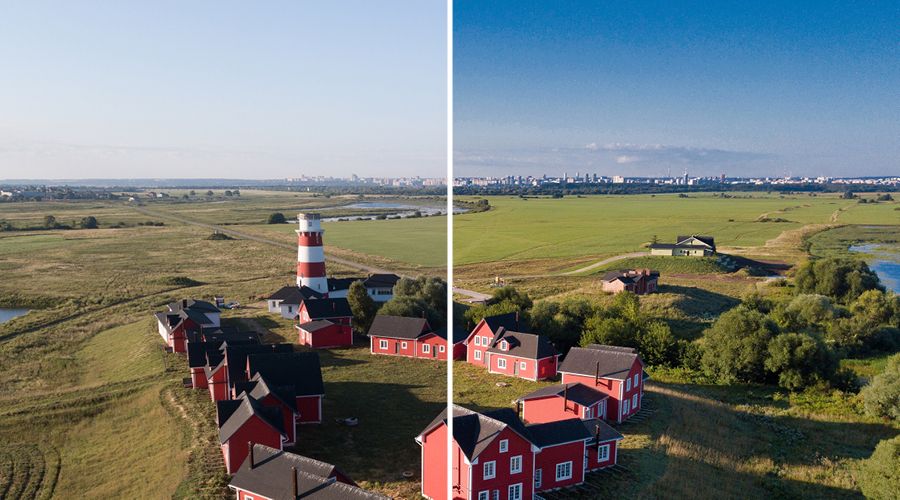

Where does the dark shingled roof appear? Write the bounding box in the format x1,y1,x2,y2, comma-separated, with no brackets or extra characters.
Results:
601,270,660,284
559,344,643,381
328,277,363,293
234,372,297,411
526,418,593,447
297,320,336,332
216,395,285,444
362,273,401,289
247,351,325,396
271,286,326,305
169,298,220,314
367,315,430,340
419,406,533,462
517,383,608,407
582,418,625,443
676,235,715,248
481,312,524,335
433,325,468,344
486,329,558,360
223,344,295,387
231,445,387,499
301,298,353,320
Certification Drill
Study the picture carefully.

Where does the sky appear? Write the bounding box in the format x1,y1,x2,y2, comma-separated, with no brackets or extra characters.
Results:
0,1,447,180
454,0,900,178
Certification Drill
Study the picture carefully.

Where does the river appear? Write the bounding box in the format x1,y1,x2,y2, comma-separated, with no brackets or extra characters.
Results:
0,308,30,324
850,244,900,293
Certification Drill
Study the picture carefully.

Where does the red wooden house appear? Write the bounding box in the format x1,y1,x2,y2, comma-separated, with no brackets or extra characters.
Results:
517,383,609,424
296,297,353,326
246,351,325,424
465,312,522,367
214,343,294,402
154,299,221,353
528,419,592,491
485,329,559,381
367,315,431,358
234,373,299,446
187,331,260,390
296,319,353,348
216,394,286,474
583,419,625,471
600,269,660,295
558,344,647,423
229,444,388,499
416,326,467,361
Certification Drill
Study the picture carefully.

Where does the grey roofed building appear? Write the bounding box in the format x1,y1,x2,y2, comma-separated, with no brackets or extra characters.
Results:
600,269,660,283
676,234,715,249
526,418,593,448
168,298,220,314
366,315,430,340
216,395,285,444
301,298,353,320
246,351,325,397
582,418,625,443
558,344,643,380
433,325,468,344
269,285,326,305
517,382,608,407
297,319,336,332
362,273,401,289
328,277,363,293
223,343,296,388
481,311,525,335
229,444,388,499
486,329,558,360
419,405,533,462
233,372,297,411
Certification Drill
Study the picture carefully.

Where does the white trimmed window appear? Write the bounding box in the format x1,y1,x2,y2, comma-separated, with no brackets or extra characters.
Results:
401,341,407,349
626,377,631,391
491,491,499,500
535,468,542,489
508,483,522,500
478,492,489,500
623,399,630,414
497,358,507,369
379,340,388,350
482,336,490,345
584,406,593,419
598,444,610,462
483,460,496,479
500,340,508,350
423,343,430,353
474,336,481,346
632,394,638,409
499,439,508,453
520,361,526,371
474,350,482,360
439,345,445,353
510,455,522,474
555,461,573,481
633,373,639,388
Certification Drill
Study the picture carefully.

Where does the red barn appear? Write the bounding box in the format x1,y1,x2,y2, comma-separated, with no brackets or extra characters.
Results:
296,297,353,326
465,312,522,367
367,315,431,358
296,319,353,348
229,444,388,499
485,329,558,381
216,395,286,474
246,351,325,424
558,344,646,423
517,383,609,424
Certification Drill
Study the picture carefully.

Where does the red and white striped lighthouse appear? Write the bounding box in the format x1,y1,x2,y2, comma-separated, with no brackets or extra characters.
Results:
296,213,328,293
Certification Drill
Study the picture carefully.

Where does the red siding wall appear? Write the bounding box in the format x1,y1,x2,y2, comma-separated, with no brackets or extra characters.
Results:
417,334,445,360
561,358,642,423
534,440,586,491
370,336,417,357
258,394,297,445
296,395,322,424
421,423,449,500
208,369,229,402
465,322,494,367
521,396,593,424
585,440,618,470
221,415,283,474
298,323,353,348
488,354,557,381
467,427,534,500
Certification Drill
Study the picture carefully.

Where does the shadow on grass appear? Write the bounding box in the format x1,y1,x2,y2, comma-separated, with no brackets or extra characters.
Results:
658,284,741,317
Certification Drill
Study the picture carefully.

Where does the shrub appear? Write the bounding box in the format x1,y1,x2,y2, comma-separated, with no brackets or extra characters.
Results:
79,216,99,229
267,212,286,224
347,281,377,332
795,257,882,303
764,332,837,391
701,306,779,384
861,354,900,420
858,435,900,499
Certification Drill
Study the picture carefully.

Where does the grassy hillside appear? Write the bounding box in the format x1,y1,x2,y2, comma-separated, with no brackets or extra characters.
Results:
454,193,898,265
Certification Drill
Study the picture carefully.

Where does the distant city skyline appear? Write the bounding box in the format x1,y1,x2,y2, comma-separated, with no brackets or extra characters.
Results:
0,1,446,179
454,1,900,178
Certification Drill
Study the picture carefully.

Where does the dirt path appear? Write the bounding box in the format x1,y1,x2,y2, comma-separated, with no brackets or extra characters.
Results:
560,251,648,275
131,205,402,277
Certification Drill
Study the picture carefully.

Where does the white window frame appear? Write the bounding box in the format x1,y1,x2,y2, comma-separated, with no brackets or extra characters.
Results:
499,439,508,453
535,468,542,489
497,358,507,369
520,361,527,371
423,343,430,353
483,460,496,480
626,377,631,391
597,444,610,462
439,345,446,353
474,336,481,346
478,491,489,500
401,341,408,349
482,336,490,345
510,455,522,474
474,350,482,360
508,483,522,500
555,461,573,481
623,399,630,414
584,406,593,419
500,340,508,350
632,394,638,409
491,491,499,500
379,339,388,350
633,373,639,388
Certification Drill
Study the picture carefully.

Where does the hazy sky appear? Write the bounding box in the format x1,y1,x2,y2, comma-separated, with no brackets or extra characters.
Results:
455,0,899,178
0,1,446,179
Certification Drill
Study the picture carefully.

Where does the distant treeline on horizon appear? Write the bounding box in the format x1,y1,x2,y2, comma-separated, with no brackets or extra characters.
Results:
453,183,899,196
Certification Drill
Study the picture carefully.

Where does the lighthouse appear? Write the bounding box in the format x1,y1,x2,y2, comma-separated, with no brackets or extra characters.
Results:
296,213,329,293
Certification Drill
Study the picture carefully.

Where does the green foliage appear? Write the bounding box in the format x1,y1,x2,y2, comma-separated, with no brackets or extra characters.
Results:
205,232,234,240
347,281,377,333
379,276,447,328
861,354,900,420
858,435,900,500
771,293,838,331
701,306,778,384
794,257,882,303
79,216,98,229
462,286,533,330
764,332,837,391
266,212,286,224
43,214,57,229
532,297,593,354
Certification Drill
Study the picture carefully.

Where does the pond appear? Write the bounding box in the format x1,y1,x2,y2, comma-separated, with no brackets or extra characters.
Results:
0,308,30,324
850,244,900,293
313,201,466,222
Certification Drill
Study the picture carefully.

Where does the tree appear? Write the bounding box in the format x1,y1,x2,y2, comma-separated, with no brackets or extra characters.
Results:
861,353,900,420
347,281,377,333
79,216,99,229
488,287,533,311
189,190,196,196
267,212,287,224
876,193,893,202
532,297,594,353
638,321,678,366
764,332,837,391
206,190,214,197
772,294,836,331
858,435,900,499
841,190,856,199
581,316,635,348
392,277,422,298
224,190,233,196
701,307,779,384
795,257,882,303
43,215,57,228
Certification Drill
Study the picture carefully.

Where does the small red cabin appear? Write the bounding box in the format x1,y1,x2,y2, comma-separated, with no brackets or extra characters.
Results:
367,315,432,358
296,319,353,348
217,395,285,474
518,383,608,424
485,330,559,381
464,312,522,367
558,344,646,423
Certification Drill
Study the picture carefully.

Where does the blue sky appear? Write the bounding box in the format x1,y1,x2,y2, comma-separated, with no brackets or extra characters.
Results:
454,0,899,178
0,1,446,179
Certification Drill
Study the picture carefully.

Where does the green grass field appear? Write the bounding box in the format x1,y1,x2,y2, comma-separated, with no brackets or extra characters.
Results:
454,193,898,265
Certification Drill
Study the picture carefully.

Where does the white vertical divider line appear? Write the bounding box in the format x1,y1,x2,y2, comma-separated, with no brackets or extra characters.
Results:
446,0,454,499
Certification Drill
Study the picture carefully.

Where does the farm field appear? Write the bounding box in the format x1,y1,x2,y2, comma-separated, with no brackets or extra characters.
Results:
0,198,443,499
454,193,898,267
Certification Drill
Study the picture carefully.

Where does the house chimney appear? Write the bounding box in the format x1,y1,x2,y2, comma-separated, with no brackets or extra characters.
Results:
594,423,601,443
292,466,299,498
182,299,188,308
248,441,255,468
515,311,519,330
563,384,569,412
595,361,600,386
